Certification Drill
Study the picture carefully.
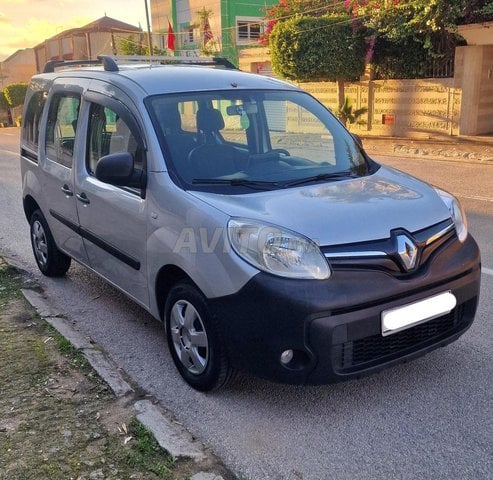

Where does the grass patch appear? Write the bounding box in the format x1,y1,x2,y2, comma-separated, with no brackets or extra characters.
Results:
49,327,90,370
0,261,22,306
113,418,175,479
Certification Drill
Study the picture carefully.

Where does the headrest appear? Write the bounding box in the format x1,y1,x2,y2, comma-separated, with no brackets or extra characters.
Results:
156,103,181,131
196,107,225,132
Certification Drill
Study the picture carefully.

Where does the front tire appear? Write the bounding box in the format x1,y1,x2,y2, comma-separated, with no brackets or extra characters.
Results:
30,209,71,277
165,281,235,391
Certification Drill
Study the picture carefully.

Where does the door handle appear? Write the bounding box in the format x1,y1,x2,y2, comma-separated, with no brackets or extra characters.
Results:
60,184,73,196
76,192,90,205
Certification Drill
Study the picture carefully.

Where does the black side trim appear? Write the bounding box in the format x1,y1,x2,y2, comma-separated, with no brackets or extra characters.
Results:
50,209,79,232
49,209,140,271
21,148,38,163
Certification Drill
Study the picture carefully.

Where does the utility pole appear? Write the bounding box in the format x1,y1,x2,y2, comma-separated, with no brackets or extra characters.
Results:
144,0,153,55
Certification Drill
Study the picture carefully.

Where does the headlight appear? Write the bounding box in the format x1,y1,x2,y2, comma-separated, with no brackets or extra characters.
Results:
434,187,468,242
227,218,330,280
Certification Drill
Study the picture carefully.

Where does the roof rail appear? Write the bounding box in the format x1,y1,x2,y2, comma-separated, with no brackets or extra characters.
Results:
43,55,237,74
98,55,238,70
43,59,99,73
43,56,119,73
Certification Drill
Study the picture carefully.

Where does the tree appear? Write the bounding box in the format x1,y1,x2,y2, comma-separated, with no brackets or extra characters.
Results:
342,0,488,78
345,1,493,50
3,83,28,109
119,35,167,56
269,15,366,122
3,83,28,125
0,91,8,111
260,0,343,46
196,8,220,56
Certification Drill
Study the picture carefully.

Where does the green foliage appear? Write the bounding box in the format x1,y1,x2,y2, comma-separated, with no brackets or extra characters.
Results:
48,327,91,370
118,35,166,56
372,36,431,79
338,96,368,125
269,15,366,82
458,0,493,24
113,418,174,477
0,91,8,110
483,3,493,14
3,83,28,108
260,0,343,45
345,1,462,40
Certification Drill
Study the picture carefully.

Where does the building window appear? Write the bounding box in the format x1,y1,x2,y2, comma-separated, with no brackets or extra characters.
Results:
180,25,194,45
187,26,194,44
236,17,263,44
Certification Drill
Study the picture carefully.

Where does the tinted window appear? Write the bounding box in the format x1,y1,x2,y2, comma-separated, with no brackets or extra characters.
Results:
86,103,143,175
22,91,47,151
45,94,80,168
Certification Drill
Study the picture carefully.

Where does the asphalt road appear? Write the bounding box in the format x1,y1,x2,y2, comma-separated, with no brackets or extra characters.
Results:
1,128,492,480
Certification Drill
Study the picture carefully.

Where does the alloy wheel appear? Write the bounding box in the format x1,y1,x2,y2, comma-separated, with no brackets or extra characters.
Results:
169,300,209,375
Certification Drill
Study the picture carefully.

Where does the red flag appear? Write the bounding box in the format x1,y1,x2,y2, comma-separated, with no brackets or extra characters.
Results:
203,18,213,43
167,20,175,50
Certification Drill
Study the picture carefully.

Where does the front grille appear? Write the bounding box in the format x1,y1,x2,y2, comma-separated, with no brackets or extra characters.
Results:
333,306,466,372
321,219,455,275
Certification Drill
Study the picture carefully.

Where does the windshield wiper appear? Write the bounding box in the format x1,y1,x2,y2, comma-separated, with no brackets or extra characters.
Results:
192,178,280,189
282,170,358,188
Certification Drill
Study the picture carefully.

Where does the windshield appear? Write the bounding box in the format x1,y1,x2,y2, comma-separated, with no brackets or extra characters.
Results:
147,89,372,193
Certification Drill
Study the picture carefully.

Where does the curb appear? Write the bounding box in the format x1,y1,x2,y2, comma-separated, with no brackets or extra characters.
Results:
15,282,227,479
21,288,134,398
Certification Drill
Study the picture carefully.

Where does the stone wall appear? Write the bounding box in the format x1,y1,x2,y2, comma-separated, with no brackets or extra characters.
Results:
299,79,461,138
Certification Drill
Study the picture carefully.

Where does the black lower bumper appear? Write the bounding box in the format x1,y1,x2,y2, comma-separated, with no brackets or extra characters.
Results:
209,234,481,385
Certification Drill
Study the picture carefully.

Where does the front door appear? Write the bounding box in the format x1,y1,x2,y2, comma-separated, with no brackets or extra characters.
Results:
74,91,149,307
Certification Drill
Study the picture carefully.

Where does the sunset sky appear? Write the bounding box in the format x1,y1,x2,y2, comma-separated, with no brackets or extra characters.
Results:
0,0,147,61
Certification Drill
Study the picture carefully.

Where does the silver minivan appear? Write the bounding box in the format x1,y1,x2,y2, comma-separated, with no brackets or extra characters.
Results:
21,56,481,390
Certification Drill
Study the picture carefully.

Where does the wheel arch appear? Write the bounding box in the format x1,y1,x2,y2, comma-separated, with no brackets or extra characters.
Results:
23,195,41,222
155,264,197,322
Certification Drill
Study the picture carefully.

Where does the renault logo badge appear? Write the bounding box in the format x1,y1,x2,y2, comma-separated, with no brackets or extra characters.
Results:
396,234,418,271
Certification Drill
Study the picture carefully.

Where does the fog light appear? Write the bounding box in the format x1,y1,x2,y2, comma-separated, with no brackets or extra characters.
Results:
280,349,294,365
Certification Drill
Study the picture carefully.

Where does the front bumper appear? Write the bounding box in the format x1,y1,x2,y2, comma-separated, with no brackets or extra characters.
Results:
209,234,481,385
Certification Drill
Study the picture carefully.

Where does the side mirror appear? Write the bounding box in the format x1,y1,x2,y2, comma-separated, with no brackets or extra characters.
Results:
95,152,140,187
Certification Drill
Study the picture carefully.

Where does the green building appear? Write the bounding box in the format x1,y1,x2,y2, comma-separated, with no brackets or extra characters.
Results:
150,0,278,65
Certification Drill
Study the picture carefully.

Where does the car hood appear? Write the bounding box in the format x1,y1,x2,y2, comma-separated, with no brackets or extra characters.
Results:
188,166,452,246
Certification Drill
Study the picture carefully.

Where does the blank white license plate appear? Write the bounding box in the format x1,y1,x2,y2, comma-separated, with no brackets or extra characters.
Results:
381,291,457,336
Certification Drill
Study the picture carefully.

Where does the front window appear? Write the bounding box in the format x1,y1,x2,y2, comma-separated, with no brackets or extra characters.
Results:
86,103,143,175
147,89,371,193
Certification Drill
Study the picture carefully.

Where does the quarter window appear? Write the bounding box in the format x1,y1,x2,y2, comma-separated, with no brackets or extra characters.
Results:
86,103,142,175
45,93,80,168
22,91,47,151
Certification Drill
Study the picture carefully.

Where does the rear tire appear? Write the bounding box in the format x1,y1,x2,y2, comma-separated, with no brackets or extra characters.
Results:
30,209,71,277
165,281,235,391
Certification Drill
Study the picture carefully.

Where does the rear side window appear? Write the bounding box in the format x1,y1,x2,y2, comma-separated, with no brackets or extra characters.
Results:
22,91,47,152
45,93,80,168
